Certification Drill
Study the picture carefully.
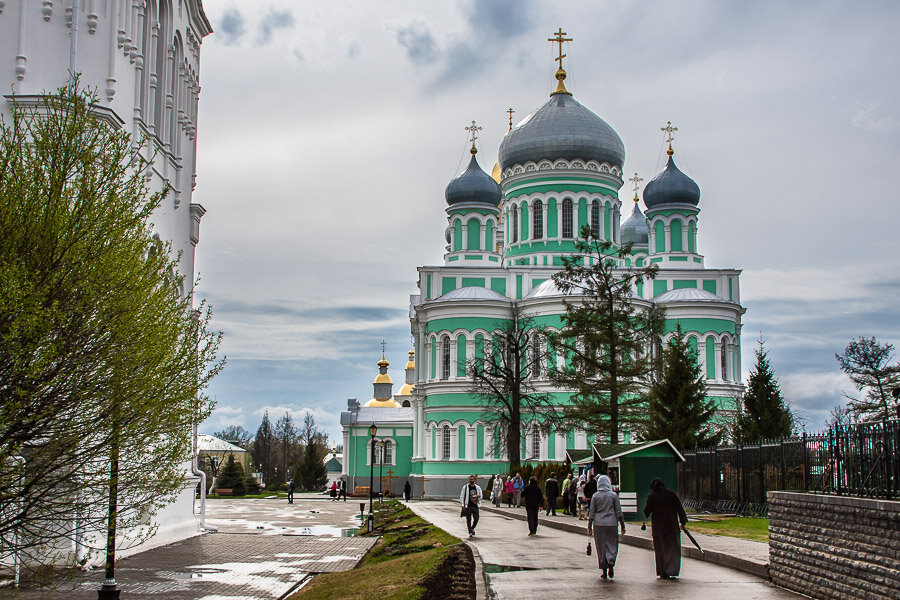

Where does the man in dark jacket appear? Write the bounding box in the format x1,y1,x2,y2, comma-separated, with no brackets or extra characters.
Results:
643,477,688,579
544,473,559,516
584,472,597,499
523,476,544,535
403,480,411,501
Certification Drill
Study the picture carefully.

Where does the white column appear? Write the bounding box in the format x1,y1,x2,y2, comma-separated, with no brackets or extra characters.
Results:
342,427,350,476
411,399,419,459
466,427,476,462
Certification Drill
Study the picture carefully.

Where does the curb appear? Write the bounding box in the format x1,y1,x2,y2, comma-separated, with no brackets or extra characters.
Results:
478,505,769,580
464,541,490,600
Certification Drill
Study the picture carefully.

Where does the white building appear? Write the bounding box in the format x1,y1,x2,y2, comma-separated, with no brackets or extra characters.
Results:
0,0,213,561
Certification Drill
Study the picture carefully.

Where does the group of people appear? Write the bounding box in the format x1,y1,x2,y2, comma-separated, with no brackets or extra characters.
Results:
461,473,690,580
327,478,348,501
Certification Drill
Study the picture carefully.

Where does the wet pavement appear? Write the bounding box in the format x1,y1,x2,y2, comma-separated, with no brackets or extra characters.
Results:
8,496,376,600
407,501,802,600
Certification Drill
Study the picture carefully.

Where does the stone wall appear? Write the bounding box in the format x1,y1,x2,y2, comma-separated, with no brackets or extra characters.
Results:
768,491,900,599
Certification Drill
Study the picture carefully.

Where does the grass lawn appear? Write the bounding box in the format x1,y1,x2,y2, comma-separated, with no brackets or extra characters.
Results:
287,501,463,600
685,517,769,542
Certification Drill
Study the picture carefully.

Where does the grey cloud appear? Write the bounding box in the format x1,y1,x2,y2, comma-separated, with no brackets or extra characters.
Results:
211,298,405,324
346,42,361,60
218,8,246,46
395,21,439,65
464,0,534,38
257,9,295,46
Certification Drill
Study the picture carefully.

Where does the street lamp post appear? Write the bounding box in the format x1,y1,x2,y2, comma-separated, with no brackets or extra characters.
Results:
367,424,376,532
378,440,385,503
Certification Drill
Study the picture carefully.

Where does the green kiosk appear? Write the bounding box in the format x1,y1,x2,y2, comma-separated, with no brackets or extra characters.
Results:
569,439,684,518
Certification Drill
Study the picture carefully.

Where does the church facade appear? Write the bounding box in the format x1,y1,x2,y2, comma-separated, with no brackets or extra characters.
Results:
0,0,213,559
342,36,745,499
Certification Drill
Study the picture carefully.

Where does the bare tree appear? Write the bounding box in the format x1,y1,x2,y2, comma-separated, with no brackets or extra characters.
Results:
274,412,298,483
213,425,252,448
467,307,557,468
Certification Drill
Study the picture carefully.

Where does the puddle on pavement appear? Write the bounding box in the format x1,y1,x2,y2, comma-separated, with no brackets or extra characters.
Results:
483,564,539,574
288,526,359,537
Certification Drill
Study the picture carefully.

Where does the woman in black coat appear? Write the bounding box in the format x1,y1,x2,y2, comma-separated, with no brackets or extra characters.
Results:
522,476,544,536
643,477,688,578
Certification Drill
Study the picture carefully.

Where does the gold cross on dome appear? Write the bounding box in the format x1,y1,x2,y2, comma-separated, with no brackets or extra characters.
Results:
548,28,572,70
507,107,515,132
661,121,678,153
629,172,643,199
381,340,387,355
465,120,482,153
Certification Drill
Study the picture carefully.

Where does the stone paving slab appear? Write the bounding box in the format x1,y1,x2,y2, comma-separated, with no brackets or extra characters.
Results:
8,498,376,600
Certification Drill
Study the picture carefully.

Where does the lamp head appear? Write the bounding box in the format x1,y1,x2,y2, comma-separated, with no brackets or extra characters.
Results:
369,423,377,437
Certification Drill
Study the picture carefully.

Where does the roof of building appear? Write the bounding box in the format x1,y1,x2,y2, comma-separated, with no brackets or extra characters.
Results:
643,154,700,209
197,434,247,454
620,201,649,246
652,287,726,303
593,439,685,462
445,153,502,207
522,279,580,300
498,92,625,171
340,406,414,426
566,448,595,465
430,286,510,303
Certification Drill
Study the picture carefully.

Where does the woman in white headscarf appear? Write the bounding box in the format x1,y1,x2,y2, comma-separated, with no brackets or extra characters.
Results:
587,475,626,579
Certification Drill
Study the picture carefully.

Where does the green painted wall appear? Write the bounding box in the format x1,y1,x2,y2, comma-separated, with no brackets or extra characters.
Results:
467,218,480,250
426,274,432,299
456,334,467,377
461,277,485,288
670,219,683,252
674,280,697,289
521,201,529,241
702,280,717,295
604,202,611,240
490,278,506,295
653,280,668,297
453,220,462,251
578,198,588,232
688,220,696,253
705,335,716,379
655,221,665,253
664,319,735,335
486,221,494,252
477,425,485,459
431,341,437,379
458,426,466,459
426,316,511,335
516,274,523,299
442,277,456,295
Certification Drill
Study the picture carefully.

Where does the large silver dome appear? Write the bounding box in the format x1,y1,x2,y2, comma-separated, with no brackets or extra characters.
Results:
498,93,625,171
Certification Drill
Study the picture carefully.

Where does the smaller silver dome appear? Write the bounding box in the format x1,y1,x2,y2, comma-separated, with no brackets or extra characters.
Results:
620,202,648,246
430,286,510,303
643,155,700,209
653,288,725,303
445,154,501,207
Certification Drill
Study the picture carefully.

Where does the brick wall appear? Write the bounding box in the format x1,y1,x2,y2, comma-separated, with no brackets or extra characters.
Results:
768,491,900,599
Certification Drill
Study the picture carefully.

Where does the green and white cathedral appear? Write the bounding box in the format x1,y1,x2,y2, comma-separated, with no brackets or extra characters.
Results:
341,43,745,499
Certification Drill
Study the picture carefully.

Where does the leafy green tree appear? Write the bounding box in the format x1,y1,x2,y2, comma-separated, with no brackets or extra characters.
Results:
835,336,900,422
468,308,557,468
216,454,246,496
549,226,664,443
738,337,794,442
0,84,222,567
296,441,327,491
644,325,720,450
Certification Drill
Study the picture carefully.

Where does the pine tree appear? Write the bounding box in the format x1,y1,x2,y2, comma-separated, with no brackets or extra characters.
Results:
296,442,327,491
738,337,794,442
217,454,246,496
251,411,276,486
835,336,900,422
644,325,720,451
549,226,664,443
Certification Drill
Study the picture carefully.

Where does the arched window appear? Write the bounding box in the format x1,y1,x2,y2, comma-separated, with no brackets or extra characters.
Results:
720,338,729,381
533,199,543,240
531,423,541,459
531,334,542,378
383,440,392,465
562,199,574,238
511,205,519,243
590,199,600,238
442,425,451,460
153,0,172,139
441,335,450,380
401,400,411,407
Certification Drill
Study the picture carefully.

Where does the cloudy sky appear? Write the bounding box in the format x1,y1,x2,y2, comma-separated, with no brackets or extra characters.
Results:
192,0,900,444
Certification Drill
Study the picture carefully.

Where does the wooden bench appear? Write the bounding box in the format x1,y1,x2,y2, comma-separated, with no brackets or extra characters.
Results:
213,488,233,496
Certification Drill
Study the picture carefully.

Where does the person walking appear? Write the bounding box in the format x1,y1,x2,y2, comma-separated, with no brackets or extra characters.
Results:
643,477,688,579
522,476,544,535
504,476,515,508
338,476,347,501
459,474,482,538
492,474,504,508
330,480,337,500
513,473,524,508
587,475,626,579
561,473,573,515
577,475,588,519
545,473,559,516
584,472,597,500
287,479,295,504
403,480,412,501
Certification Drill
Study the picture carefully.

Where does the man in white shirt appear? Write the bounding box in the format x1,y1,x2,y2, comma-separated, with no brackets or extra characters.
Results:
459,474,483,538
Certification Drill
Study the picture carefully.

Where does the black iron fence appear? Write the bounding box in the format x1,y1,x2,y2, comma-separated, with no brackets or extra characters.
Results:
678,419,900,515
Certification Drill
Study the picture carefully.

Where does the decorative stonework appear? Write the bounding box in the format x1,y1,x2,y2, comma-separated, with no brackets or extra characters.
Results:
42,0,53,22
768,491,900,599
504,159,622,179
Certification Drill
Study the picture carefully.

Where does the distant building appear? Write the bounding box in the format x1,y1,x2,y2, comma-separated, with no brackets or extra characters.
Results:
197,434,249,491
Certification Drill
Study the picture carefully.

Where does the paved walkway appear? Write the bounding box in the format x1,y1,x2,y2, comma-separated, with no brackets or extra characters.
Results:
10,496,375,600
406,501,801,600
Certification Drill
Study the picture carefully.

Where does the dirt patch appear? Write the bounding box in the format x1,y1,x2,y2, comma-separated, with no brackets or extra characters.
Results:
419,543,476,600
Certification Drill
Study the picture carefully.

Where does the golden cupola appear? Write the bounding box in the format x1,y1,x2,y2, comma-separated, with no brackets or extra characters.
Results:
399,344,416,396
364,348,401,408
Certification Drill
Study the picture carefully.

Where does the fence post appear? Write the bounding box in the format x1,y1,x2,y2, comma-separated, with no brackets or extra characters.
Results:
758,443,765,505
780,438,786,491
713,445,719,505
802,431,808,492
737,439,743,505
